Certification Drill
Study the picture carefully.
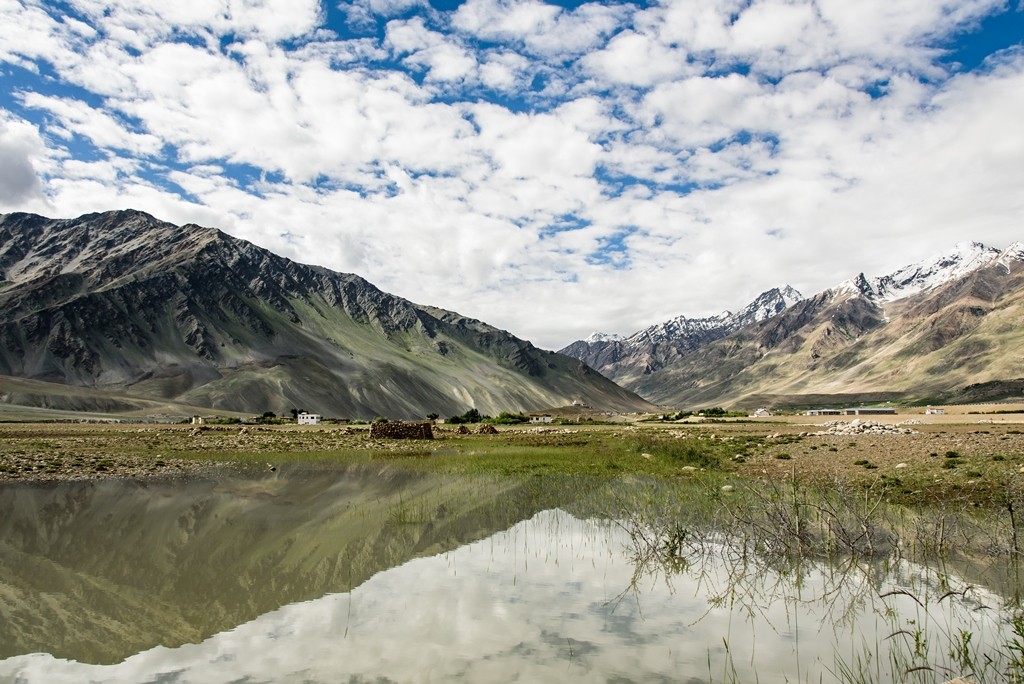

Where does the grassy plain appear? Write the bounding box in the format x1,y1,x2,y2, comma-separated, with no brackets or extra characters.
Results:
2,412,1023,507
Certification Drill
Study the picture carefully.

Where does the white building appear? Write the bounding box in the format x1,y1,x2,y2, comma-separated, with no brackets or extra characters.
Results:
297,412,322,425
529,415,554,424
925,407,946,415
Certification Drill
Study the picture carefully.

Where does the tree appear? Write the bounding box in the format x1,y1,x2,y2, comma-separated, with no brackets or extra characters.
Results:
447,408,486,424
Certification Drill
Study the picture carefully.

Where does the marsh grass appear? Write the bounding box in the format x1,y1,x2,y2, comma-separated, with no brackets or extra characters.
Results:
613,474,1024,683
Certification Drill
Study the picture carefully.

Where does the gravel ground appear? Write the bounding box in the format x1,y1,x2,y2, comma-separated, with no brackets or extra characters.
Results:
0,423,439,482
724,421,1024,503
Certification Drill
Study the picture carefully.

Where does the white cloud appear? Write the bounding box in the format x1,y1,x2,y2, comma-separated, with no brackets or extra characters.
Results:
0,1,93,74
453,0,559,37
386,19,478,81
384,16,438,54
581,30,696,86
19,93,163,156
342,0,430,31
0,111,45,208
453,0,626,58
66,0,325,44
478,51,530,90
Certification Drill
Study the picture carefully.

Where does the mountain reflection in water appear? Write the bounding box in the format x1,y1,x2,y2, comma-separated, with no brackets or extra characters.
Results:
0,469,1020,683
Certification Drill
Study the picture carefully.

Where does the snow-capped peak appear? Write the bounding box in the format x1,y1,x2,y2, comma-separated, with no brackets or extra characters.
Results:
997,241,1024,269
584,332,624,344
871,241,1000,302
735,285,803,326
833,273,877,299
831,242,1013,303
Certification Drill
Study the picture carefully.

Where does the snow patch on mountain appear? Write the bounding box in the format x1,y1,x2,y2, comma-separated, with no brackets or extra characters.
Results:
584,332,625,344
734,284,803,326
628,311,733,347
832,242,1021,303
872,241,1000,301
997,241,1024,271
596,286,806,352
560,285,805,370
832,273,877,299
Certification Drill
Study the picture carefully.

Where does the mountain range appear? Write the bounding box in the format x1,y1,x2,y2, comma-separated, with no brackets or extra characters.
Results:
561,241,1024,408
559,285,803,389
0,210,653,419
2,209,1020,418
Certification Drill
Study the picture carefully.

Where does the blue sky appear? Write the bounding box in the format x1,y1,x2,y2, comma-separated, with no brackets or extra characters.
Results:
1,0,1022,350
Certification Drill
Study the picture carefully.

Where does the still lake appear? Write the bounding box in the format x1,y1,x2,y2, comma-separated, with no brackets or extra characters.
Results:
0,465,1020,683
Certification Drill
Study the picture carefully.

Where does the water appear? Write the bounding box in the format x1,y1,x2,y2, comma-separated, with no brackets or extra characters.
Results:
0,468,1020,683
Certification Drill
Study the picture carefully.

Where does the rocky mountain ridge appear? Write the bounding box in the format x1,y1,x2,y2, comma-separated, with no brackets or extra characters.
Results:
832,241,1024,302
0,210,653,418
569,241,1024,408
560,285,803,387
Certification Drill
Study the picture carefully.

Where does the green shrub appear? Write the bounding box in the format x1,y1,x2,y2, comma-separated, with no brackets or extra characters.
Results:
488,412,528,425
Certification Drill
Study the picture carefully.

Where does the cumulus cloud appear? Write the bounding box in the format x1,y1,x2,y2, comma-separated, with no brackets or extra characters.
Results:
19,93,164,156
581,30,697,86
0,112,45,207
386,17,478,81
453,0,626,58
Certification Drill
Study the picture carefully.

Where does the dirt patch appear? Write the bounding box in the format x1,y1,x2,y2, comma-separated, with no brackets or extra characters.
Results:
725,421,1024,504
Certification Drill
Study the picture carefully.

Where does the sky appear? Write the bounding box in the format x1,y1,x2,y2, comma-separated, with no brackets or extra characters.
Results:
0,0,1022,350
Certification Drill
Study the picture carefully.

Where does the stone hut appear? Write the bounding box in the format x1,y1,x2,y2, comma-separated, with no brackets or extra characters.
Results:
369,421,434,440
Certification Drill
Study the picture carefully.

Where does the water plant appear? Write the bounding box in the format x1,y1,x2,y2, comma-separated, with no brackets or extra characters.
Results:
615,475,1024,683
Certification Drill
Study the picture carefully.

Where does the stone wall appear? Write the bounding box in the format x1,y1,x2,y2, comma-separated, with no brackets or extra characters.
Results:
369,421,434,440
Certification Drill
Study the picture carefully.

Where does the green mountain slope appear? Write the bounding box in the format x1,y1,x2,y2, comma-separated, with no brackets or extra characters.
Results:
0,210,653,418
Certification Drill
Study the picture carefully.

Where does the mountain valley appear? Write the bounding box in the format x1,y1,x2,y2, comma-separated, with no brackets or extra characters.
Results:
2,209,1021,419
